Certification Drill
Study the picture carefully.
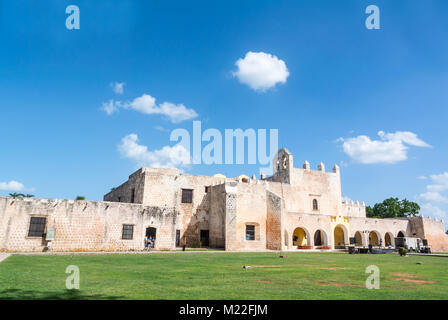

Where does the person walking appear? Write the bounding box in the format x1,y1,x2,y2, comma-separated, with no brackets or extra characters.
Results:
182,236,187,251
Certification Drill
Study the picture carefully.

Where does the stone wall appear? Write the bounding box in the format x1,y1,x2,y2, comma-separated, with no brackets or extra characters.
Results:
0,196,177,252
266,190,282,250
103,168,147,204
418,216,448,251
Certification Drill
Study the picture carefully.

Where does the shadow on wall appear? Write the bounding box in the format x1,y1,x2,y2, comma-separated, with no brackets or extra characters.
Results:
0,288,124,300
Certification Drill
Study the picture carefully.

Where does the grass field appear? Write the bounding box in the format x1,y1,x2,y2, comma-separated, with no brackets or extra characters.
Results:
1,252,447,300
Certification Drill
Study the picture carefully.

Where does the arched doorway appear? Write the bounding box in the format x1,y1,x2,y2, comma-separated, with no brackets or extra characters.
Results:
354,231,363,246
313,229,327,246
333,225,347,248
293,227,309,247
397,231,405,238
385,232,394,247
369,231,380,246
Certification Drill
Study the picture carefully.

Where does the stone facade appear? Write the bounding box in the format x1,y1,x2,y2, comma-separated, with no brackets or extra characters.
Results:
1,148,448,252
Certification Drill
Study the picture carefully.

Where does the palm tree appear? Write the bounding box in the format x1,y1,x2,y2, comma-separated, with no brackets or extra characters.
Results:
24,194,34,198
9,192,25,198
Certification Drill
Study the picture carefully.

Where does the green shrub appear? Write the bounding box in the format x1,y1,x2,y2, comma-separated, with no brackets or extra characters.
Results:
399,247,408,256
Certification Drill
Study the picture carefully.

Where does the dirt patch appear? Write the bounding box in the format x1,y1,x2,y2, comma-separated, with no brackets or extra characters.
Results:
320,267,347,270
394,278,436,284
258,280,275,284
315,282,363,288
392,273,417,278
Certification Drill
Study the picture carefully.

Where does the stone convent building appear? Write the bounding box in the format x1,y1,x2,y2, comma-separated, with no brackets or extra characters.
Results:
1,148,448,252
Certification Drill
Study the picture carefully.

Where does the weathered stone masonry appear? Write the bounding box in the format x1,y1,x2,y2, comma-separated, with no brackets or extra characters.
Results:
1,148,448,252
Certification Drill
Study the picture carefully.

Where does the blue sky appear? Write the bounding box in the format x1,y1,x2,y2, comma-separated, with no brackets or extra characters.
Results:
0,1,447,227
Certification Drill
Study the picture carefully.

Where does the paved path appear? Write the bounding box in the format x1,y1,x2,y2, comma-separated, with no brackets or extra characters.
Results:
0,253,11,263
408,253,448,258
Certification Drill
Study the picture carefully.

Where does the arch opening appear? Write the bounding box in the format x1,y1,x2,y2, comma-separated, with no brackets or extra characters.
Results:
397,231,405,238
385,232,394,247
313,229,328,246
354,231,363,246
369,231,380,246
293,227,310,247
333,225,347,248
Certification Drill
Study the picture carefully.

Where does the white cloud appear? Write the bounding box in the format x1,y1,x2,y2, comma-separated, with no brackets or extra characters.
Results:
338,131,431,164
427,172,448,192
420,203,447,222
154,125,169,132
101,100,121,115
110,82,125,94
118,134,191,170
418,191,448,203
416,171,448,227
417,175,427,180
102,93,198,123
233,51,289,91
0,180,25,192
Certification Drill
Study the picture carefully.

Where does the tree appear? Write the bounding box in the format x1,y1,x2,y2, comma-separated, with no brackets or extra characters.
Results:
366,197,420,218
9,192,22,198
9,193,27,198
75,196,85,200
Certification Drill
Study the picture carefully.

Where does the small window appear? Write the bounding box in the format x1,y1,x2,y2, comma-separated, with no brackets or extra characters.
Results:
246,225,255,241
122,224,134,240
182,189,193,203
28,217,46,237
118,197,121,202
130,189,135,203
205,186,210,193
313,199,318,211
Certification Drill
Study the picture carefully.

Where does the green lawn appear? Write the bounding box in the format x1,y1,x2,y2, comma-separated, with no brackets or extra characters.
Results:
0,252,447,300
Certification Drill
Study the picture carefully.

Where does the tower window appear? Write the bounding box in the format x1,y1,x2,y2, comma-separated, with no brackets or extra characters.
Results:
130,188,135,203
313,199,319,211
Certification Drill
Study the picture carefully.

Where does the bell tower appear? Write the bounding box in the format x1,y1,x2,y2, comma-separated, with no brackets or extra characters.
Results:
273,148,293,184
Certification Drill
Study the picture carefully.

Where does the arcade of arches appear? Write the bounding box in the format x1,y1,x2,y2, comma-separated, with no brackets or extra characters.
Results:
290,226,408,249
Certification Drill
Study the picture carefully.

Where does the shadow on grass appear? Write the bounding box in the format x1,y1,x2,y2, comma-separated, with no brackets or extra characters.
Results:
0,288,124,300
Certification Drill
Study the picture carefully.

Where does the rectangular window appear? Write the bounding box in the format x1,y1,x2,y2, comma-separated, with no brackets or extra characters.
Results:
130,189,135,203
176,230,181,247
181,189,193,203
28,217,46,237
246,225,255,241
205,186,210,193
122,224,134,240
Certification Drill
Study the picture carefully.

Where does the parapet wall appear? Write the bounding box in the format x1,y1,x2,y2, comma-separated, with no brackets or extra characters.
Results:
343,200,366,218
0,196,177,252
